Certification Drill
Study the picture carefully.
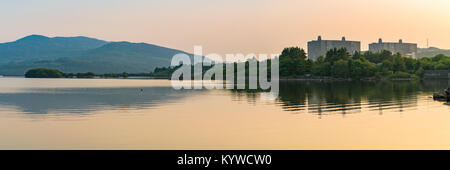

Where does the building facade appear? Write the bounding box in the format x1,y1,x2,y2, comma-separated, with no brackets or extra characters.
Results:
307,36,361,60
369,38,418,58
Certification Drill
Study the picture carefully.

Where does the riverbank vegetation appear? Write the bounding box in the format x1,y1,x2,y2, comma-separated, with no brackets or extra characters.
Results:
25,47,450,80
278,47,450,79
150,47,450,80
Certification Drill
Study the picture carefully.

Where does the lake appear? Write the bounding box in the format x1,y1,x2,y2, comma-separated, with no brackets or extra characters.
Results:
0,77,449,149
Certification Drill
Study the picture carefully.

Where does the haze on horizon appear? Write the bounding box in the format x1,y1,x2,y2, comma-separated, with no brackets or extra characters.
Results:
1,0,450,55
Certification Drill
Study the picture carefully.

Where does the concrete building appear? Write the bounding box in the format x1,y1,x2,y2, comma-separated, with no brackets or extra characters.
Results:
369,38,417,58
307,36,361,60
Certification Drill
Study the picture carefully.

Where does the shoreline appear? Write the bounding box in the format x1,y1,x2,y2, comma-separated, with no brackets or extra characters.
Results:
0,75,170,80
279,77,420,82
1,75,427,81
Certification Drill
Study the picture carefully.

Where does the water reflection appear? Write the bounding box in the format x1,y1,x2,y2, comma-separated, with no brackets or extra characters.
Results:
0,87,194,114
0,79,448,116
231,80,449,116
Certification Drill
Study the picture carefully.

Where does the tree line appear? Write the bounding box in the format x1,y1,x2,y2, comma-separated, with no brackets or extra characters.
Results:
152,47,450,80
25,47,450,80
25,68,133,78
279,47,450,79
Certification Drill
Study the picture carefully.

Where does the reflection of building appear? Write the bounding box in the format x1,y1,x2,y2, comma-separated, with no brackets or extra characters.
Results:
369,39,418,58
307,36,361,60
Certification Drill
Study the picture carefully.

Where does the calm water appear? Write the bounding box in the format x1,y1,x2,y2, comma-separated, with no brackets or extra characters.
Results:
0,77,449,149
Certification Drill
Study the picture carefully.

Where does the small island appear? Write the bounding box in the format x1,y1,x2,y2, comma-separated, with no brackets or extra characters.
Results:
25,68,64,78
24,68,140,79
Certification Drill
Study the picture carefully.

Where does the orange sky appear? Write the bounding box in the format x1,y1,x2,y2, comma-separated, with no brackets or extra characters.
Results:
1,0,450,54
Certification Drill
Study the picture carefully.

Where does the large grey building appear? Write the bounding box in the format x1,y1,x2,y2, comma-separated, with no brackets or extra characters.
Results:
369,38,417,58
307,36,361,60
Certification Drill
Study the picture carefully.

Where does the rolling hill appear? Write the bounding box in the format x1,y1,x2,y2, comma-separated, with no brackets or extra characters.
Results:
0,35,194,75
417,47,450,58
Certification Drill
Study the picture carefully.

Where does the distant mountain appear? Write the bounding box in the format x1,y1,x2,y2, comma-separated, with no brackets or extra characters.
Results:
0,35,194,75
417,47,450,58
0,35,107,64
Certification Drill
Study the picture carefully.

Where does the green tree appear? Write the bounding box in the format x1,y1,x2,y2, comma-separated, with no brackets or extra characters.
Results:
403,57,416,73
279,47,308,76
325,48,350,63
392,53,406,73
122,72,129,78
280,47,307,60
332,60,349,78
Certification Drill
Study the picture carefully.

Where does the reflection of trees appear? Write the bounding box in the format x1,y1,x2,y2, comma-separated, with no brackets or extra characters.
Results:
421,79,450,93
229,88,266,107
231,80,448,116
306,82,364,115
278,82,308,111
366,81,421,113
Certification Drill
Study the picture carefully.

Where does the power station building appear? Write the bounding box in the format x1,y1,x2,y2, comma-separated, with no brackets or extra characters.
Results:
369,39,417,58
307,36,361,60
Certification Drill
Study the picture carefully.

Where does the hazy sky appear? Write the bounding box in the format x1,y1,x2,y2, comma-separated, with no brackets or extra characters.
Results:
1,0,450,54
